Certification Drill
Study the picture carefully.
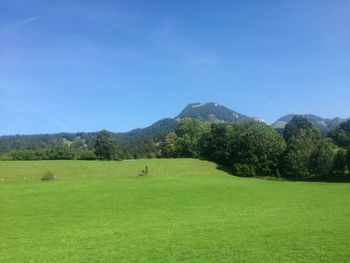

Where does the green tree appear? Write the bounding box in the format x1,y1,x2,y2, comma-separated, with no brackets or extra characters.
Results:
161,132,179,158
175,118,209,158
281,129,319,180
231,121,286,177
333,148,347,174
46,146,75,160
199,121,285,177
309,138,336,177
70,137,86,151
9,150,41,160
340,119,350,134
347,148,350,170
78,151,97,160
94,130,118,160
283,116,320,142
199,123,236,166
328,119,350,147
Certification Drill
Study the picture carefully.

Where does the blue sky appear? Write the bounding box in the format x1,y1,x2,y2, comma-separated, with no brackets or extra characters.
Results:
1,0,350,135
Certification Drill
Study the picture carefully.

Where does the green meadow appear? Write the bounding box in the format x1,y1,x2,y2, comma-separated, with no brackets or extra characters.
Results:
0,159,349,262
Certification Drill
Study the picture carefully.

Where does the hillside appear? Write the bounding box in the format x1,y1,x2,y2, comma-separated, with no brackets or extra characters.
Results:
115,118,178,141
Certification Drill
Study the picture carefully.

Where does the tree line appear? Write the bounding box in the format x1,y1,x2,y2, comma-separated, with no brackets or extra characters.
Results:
0,119,177,160
161,117,350,180
0,131,161,161
1,116,350,180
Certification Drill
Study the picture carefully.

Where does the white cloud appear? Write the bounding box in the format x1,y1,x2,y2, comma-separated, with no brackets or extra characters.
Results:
12,16,42,29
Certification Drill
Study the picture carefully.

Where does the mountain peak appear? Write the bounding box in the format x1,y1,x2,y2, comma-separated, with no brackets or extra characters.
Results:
176,102,250,123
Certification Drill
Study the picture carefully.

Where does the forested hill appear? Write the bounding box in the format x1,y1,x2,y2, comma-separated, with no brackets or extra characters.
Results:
114,118,177,141
0,118,178,158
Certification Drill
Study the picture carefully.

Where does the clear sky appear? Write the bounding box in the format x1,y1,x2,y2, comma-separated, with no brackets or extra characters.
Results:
1,0,349,135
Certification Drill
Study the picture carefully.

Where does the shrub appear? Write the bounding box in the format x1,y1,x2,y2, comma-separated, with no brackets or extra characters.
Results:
41,171,55,181
46,147,74,160
233,163,256,177
78,151,97,160
139,166,149,176
146,152,156,159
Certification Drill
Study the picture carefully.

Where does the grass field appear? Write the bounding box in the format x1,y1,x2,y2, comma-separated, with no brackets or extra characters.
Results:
0,159,349,262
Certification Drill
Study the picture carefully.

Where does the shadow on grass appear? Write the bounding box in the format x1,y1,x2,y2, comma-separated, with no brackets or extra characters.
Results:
215,164,350,183
300,175,350,183
216,164,284,181
216,164,235,175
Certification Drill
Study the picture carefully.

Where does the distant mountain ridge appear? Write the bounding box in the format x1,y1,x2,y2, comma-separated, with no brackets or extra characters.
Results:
272,114,348,136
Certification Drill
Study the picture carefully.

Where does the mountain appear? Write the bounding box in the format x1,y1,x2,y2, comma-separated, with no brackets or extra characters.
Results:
0,102,251,157
272,114,347,136
176,102,250,123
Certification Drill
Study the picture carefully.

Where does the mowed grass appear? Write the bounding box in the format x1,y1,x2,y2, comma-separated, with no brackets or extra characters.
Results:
0,159,349,262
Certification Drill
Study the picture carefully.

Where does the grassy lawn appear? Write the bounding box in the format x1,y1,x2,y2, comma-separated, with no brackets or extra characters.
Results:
0,159,349,262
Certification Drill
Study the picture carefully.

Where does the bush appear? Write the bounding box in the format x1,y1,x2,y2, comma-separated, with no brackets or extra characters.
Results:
146,152,157,159
41,171,55,181
78,151,97,160
46,147,74,160
233,163,256,177
0,154,10,161
139,166,149,176
9,150,42,160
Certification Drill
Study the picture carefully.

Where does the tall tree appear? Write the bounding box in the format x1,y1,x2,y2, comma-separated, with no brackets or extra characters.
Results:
94,130,118,160
283,116,320,142
161,132,179,158
199,123,236,166
175,118,210,158
231,121,286,177
309,139,336,177
281,129,319,180
328,119,350,148
333,149,347,174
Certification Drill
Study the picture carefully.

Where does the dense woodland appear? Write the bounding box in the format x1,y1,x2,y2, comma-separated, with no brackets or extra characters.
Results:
0,118,177,160
161,117,350,180
1,116,350,180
